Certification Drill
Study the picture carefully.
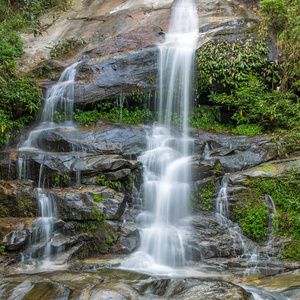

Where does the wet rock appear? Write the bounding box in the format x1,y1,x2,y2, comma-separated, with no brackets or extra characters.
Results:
192,130,278,173
50,186,125,220
50,235,77,252
105,168,131,181
2,231,29,251
27,122,147,158
0,218,35,251
186,214,251,260
191,156,220,180
75,48,159,104
0,181,38,217
0,269,253,300
112,222,140,254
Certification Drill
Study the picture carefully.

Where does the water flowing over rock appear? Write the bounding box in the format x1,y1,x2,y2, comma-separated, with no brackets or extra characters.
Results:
0,1,298,299
121,0,198,272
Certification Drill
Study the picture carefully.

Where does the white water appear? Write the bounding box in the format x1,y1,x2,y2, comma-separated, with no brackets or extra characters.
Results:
20,63,79,265
21,62,79,151
215,177,281,276
22,189,57,264
122,0,198,272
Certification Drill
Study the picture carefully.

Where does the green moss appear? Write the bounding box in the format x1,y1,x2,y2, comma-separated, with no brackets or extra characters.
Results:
72,220,99,234
91,209,106,222
248,170,300,239
191,178,216,212
240,169,300,259
93,195,105,202
233,191,269,242
124,170,140,190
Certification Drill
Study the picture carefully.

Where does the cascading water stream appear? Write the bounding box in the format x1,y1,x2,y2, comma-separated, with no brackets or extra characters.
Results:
21,62,79,151
122,0,198,272
215,177,281,275
20,62,79,265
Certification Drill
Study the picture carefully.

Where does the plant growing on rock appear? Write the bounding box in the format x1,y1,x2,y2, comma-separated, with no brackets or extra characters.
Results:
191,179,216,212
50,37,88,58
233,194,269,242
95,174,121,191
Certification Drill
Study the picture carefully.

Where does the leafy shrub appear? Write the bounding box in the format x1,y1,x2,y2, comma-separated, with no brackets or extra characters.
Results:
209,76,300,131
259,0,287,31
232,124,263,136
72,220,99,234
197,39,280,93
74,105,153,126
259,0,300,93
50,37,88,58
73,109,102,125
279,241,300,260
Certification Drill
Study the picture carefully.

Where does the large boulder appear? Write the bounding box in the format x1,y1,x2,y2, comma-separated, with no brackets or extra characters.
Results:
0,218,35,251
192,130,278,173
49,186,125,220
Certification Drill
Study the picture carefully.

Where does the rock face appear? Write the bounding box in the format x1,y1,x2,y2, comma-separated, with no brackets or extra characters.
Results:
16,0,264,104
0,122,145,264
0,269,253,300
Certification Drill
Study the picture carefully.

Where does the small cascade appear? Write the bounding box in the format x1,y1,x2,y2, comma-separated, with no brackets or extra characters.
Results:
21,62,79,151
264,194,278,257
18,63,80,265
216,177,282,276
122,0,198,273
216,177,253,257
203,143,210,159
22,189,57,264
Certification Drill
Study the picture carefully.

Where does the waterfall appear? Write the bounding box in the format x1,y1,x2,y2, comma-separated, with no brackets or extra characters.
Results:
19,63,79,265
21,62,79,151
122,0,198,272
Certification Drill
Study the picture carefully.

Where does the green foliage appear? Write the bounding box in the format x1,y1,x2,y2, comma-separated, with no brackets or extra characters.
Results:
259,0,287,31
73,109,102,125
0,203,9,217
72,220,99,234
194,38,300,134
0,245,7,256
93,194,104,202
0,1,44,148
189,105,231,132
279,241,300,260
76,248,89,260
191,179,216,212
248,170,300,240
95,174,121,191
91,209,106,222
50,37,88,58
209,76,300,131
124,170,139,190
197,39,280,93
259,0,300,93
232,124,263,136
233,192,269,242
52,174,71,187
74,106,153,126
